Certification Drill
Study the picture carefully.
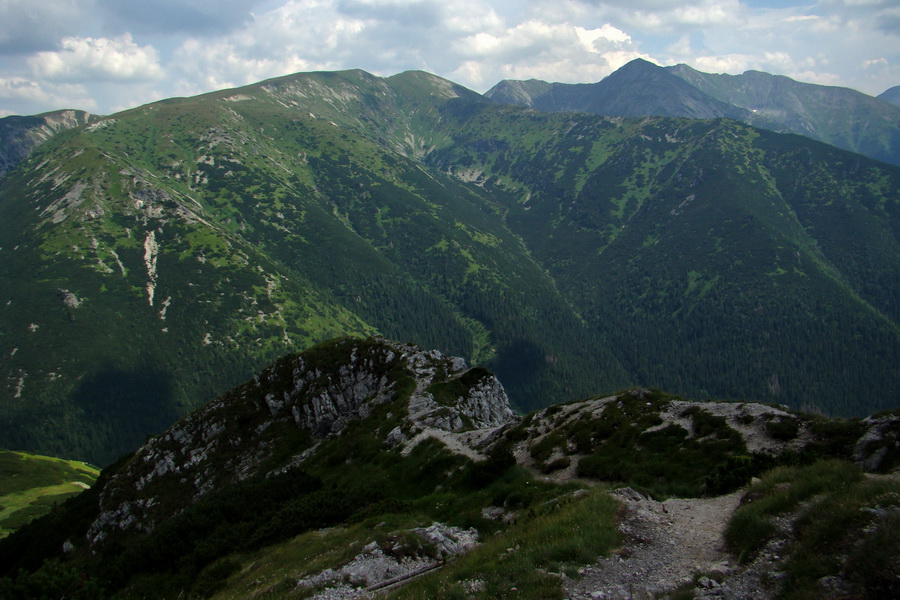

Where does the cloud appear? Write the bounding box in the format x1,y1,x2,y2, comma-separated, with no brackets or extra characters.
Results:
556,0,745,33
0,0,88,55
448,18,648,88
29,34,164,83
170,38,317,98
576,24,632,52
0,77,52,103
862,57,888,68
96,0,264,36
336,0,443,28
168,0,510,95
1,0,898,115
0,76,96,113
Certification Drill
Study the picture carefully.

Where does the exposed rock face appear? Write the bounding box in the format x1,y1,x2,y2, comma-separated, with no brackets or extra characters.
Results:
0,110,94,177
86,337,515,545
853,413,900,472
409,371,515,432
295,522,478,599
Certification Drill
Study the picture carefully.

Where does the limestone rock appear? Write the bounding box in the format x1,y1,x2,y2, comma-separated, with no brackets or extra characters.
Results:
86,337,516,546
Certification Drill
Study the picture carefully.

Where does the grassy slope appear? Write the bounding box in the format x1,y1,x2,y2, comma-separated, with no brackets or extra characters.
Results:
0,334,895,599
0,450,99,538
725,460,900,599
668,64,900,166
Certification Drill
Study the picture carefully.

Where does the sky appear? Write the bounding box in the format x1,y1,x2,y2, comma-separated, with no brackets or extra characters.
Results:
1,0,898,117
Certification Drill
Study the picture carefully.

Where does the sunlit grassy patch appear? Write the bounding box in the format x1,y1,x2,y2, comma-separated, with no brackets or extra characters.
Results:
0,451,99,537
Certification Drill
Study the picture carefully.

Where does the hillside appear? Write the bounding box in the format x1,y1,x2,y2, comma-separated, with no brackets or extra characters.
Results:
487,59,900,167
0,110,94,177
427,105,900,415
0,70,628,465
1,337,897,600
0,67,898,465
880,85,900,107
668,64,900,167
0,451,99,538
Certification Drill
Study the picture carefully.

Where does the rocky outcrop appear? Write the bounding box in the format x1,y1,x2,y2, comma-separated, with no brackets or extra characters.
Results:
512,389,899,488
853,413,900,472
0,110,93,177
295,523,478,599
86,337,516,545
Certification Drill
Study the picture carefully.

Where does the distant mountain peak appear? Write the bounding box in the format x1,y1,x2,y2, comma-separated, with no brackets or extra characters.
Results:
614,57,662,72
879,84,900,107
486,57,745,119
487,60,900,166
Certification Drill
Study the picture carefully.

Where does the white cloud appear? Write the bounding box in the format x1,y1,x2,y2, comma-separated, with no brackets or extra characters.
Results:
1,0,898,115
170,38,317,98
863,57,888,68
0,76,96,113
576,24,632,52
690,54,752,74
0,77,48,103
29,34,164,83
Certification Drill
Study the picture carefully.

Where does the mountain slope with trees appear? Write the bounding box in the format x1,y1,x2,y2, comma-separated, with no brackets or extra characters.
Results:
0,68,897,465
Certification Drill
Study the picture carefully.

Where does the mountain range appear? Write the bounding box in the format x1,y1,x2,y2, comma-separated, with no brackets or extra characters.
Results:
0,63,898,466
487,58,900,167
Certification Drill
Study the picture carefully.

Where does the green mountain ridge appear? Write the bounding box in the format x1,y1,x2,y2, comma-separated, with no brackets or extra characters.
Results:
880,85,900,107
0,67,897,466
486,58,751,120
486,59,900,167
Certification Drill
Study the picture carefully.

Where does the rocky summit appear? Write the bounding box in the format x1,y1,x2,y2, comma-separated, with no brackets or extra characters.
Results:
86,336,516,546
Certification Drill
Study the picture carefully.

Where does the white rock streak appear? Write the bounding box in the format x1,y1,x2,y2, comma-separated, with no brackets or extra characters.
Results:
159,296,172,320
143,230,159,306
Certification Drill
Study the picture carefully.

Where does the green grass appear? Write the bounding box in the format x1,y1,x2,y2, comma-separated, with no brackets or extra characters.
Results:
725,460,863,563
386,488,621,600
724,459,900,599
780,475,900,600
208,514,429,600
524,391,748,498
0,451,99,538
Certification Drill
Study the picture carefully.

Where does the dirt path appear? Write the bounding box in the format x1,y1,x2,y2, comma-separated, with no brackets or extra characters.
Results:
563,488,764,600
